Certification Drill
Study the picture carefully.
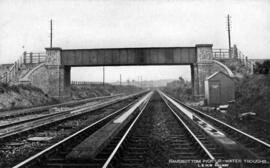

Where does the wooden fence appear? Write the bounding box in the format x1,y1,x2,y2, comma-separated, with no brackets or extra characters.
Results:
0,52,47,84
212,48,254,73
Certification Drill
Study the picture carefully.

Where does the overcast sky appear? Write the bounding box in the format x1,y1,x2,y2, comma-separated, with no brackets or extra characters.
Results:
0,0,269,82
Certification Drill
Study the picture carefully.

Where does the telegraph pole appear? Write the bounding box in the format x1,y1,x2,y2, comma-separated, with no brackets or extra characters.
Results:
50,19,53,48
103,66,105,87
120,74,122,86
140,76,142,88
226,14,232,58
102,52,105,87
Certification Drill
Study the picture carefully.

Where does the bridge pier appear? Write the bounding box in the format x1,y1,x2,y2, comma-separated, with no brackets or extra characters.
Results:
45,48,70,99
193,44,213,98
191,63,198,96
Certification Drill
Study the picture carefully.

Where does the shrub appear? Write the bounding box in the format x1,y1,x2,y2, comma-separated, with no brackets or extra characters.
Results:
254,60,270,74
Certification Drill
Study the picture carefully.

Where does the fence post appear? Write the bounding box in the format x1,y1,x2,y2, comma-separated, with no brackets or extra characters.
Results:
23,51,27,64
30,52,33,64
240,54,242,64
14,62,17,72
16,61,19,71
7,72,10,83
5,72,8,83
38,53,40,63
20,56,22,67
14,62,17,74
239,52,242,63
239,53,241,63
19,56,22,67
251,62,254,74
233,45,238,59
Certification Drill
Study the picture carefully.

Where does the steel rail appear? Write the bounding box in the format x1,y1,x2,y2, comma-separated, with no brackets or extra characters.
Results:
12,101,136,168
0,110,73,129
159,91,215,160
168,94,270,148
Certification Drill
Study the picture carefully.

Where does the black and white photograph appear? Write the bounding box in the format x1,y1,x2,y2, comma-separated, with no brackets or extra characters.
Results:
0,0,269,167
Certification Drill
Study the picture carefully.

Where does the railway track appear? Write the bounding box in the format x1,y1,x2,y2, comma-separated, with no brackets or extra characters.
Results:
0,91,148,167
9,90,270,168
0,95,125,134
168,94,270,161
13,91,228,168
0,92,146,142
102,91,228,168
10,91,152,168
0,94,122,120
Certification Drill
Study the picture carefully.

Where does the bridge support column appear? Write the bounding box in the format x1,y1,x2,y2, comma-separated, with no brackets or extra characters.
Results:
45,47,70,100
193,44,213,99
191,63,198,96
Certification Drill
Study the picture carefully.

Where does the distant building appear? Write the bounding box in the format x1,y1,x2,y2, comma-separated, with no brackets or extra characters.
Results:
204,71,235,106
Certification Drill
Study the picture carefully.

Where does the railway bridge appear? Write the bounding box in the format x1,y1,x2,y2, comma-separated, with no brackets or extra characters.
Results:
21,44,233,99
